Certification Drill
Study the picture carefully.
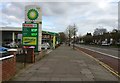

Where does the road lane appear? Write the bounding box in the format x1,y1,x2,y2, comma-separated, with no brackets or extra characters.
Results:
75,44,120,74
75,44,119,58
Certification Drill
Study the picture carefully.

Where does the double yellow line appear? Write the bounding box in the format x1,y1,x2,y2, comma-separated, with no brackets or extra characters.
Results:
76,48,120,78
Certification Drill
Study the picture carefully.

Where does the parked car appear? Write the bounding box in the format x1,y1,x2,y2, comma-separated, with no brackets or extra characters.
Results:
0,47,8,57
101,43,110,46
41,43,50,49
4,42,18,48
0,46,8,52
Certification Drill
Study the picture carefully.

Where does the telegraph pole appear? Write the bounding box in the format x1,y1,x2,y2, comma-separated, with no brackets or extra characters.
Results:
69,27,70,46
73,24,75,49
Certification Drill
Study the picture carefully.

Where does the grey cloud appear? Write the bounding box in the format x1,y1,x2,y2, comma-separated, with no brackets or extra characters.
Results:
1,2,118,35
41,2,69,16
2,3,23,18
96,19,118,28
0,19,11,27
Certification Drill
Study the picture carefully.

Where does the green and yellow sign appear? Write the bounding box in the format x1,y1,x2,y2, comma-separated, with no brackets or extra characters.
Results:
22,23,39,51
23,37,36,45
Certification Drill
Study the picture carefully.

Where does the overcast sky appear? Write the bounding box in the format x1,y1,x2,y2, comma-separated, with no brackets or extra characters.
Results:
0,0,119,36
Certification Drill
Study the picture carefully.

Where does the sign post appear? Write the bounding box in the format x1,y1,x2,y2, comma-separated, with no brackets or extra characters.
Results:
22,5,42,52
22,23,38,51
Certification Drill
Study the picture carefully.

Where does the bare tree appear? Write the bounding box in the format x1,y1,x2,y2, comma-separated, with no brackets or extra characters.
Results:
59,32,66,43
65,24,78,46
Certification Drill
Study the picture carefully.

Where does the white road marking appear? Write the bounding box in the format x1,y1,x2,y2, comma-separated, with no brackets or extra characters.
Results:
76,45,120,59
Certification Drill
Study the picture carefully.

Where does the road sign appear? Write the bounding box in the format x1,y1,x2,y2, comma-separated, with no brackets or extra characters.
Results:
23,23,37,27
22,23,39,51
23,37,36,45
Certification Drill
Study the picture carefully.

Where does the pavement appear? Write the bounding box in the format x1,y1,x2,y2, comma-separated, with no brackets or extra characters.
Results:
10,44,119,81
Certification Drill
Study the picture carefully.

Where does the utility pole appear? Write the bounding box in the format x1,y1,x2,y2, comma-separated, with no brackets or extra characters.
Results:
73,24,75,49
69,27,70,46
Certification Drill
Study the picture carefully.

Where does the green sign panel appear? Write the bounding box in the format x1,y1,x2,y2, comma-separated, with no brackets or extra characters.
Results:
22,23,39,51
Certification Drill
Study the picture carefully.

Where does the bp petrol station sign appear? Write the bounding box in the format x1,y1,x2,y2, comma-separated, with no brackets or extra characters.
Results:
22,23,38,51
25,5,42,23
22,5,42,52
27,9,39,20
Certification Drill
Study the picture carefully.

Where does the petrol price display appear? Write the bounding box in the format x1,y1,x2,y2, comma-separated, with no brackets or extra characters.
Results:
22,23,39,51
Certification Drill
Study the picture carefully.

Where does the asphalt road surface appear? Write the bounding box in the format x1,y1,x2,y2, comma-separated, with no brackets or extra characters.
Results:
74,44,120,73
75,44,119,59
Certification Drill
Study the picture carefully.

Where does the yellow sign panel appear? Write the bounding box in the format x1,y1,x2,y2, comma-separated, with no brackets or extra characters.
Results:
23,37,36,45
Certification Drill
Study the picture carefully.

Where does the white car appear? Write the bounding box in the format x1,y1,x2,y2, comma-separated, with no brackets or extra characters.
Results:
101,43,110,46
41,43,50,49
4,42,18,48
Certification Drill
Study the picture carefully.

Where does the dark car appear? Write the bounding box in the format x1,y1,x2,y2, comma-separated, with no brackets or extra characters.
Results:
0,47,9,57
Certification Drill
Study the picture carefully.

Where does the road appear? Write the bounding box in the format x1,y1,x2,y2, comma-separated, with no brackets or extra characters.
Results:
74,44,120,73
75,44,119,59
